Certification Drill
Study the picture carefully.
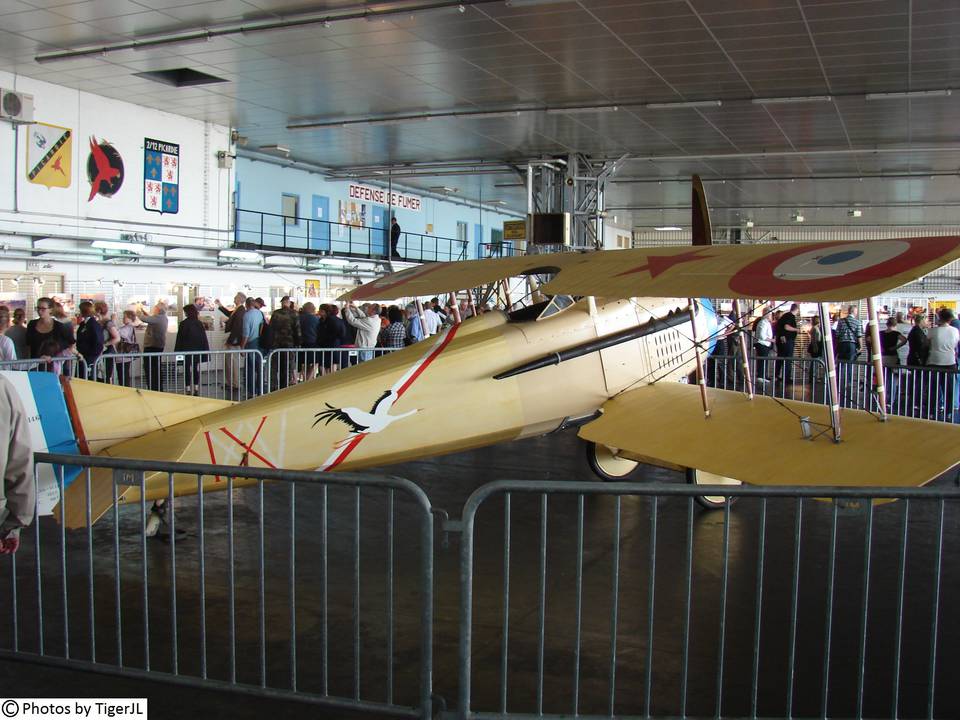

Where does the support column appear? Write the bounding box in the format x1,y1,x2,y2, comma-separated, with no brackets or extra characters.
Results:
449,292,462,324
688,299,710,419
732,299,754,399
819,303,842,443
866,298,888,420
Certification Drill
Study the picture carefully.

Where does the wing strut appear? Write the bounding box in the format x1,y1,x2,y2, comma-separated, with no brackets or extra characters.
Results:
732,299,755,399
818,302,843,443
688,299,711,418
866,297,888,420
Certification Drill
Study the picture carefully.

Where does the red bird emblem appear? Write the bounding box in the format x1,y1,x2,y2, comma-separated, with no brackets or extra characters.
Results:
87,136,122,202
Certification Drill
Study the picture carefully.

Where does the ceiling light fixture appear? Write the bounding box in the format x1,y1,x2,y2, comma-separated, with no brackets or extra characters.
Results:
865,89,951,100
848,209,863,217
429,186,458,193
751,95,833,105
91,239,146,253
654,226,682,231
219,249,262,262
545,105,618,115
645,100,722,109
258,144,290,155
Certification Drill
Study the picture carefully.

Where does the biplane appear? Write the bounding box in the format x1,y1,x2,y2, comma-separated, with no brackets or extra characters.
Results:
9,178,960,529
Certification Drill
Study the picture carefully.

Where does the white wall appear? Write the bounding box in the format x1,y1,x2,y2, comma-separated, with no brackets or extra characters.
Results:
0,72,233,247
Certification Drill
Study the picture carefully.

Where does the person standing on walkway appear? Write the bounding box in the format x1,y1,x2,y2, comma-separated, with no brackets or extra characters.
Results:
390,217,402,260
137,301,169,392
0,375,34,554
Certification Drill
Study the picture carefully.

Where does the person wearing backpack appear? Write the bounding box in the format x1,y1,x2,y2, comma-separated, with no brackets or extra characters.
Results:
76,300,104,380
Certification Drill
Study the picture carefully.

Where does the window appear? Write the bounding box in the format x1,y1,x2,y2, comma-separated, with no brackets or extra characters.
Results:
282,194,299,226
456,221,468,243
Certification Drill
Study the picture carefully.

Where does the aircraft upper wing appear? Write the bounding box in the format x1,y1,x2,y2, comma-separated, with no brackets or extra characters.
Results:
578,383,960,488
340,235,960,302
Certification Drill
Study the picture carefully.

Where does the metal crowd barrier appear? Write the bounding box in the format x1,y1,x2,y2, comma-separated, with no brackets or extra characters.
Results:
456,480,960,720
706,353,960,423
0,355,89,378
89,348,265,402
263,347,401,393
706,353,828,404
1,453,435,719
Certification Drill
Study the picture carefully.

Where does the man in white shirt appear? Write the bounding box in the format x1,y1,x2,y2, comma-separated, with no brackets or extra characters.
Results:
753,309,774,385
421,304,442,335
345,303,381,361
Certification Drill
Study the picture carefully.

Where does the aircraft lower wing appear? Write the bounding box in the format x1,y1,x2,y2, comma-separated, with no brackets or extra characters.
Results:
578,383,960,488
341,236,960,303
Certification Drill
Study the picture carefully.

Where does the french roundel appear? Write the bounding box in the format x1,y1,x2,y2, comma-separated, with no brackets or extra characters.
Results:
729,237,960,297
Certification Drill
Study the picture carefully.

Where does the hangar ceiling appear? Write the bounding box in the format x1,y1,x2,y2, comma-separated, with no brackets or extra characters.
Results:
3,0,960,229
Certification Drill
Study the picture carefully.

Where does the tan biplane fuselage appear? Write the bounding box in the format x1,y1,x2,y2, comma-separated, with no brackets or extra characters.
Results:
63,297,709,526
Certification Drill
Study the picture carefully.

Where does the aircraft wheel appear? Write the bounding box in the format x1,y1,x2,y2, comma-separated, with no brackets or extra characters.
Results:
685,468,741,509
586,442,640,481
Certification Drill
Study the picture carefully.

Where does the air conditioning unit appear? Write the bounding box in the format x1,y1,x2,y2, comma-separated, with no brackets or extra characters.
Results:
0,89,34,123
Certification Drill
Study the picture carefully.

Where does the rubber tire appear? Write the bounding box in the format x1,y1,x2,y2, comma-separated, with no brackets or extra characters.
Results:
685,467,741,509
586,441,640,481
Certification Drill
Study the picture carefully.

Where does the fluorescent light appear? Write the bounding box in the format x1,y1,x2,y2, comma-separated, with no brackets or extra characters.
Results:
645,100,722,109
848,209,863,217
219,249,262,262
654,226,682,231
258,144,290,154
455,110,523,119
792,212,805,223
545,105,618,115
315,257,350,266
745,219,755,228
752,95,833,105
865,89,951,100
91,240,145,253
429,186,458,193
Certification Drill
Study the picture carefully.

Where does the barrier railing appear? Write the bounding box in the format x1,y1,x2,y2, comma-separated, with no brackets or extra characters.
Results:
456,480,960,720
263,347,401,392
705,353,960,423
235,208,469,262
0,355,89,378
90,348,266,402
2,453,435,719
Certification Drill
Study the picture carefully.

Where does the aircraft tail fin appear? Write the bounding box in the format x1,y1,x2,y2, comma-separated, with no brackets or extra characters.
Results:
691,174,712,246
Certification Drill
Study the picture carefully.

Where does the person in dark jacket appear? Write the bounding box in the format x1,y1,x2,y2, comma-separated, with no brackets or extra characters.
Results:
220,293,246,396
75,301,104,380
323,305,349,374
390,217,402,260
907,314,930,416
298,302,320,382
175,304,210,396
269,296,301,391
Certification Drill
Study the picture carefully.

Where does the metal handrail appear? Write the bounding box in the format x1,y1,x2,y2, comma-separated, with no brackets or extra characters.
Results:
235,208,469,262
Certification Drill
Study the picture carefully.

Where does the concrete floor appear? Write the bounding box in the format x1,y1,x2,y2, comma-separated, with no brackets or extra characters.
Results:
1,428,958,719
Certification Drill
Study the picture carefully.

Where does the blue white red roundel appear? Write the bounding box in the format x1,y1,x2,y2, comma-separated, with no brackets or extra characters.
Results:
729,237,960,297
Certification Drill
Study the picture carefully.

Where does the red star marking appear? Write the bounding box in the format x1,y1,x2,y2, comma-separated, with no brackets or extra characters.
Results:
616,248,712,279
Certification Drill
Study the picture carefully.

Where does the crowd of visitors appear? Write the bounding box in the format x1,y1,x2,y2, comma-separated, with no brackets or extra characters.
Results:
708,302,960,421
0,292,478,399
